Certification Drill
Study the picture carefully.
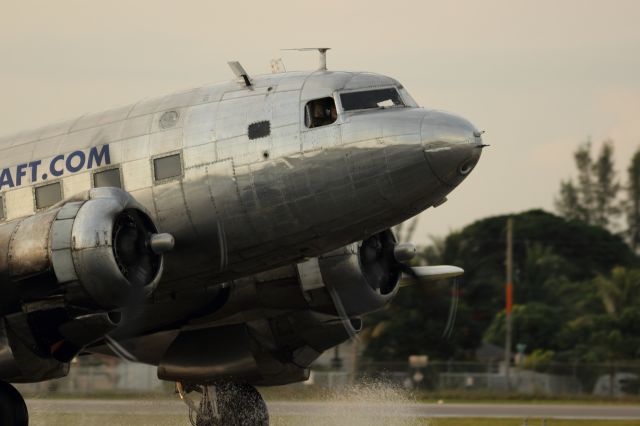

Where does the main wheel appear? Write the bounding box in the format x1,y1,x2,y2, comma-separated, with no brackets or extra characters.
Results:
179,381,268,426
213,382,268,426
0,381,28,426
192,382,269,426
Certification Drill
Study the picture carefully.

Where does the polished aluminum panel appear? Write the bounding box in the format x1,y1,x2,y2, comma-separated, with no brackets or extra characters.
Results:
0,68,482,367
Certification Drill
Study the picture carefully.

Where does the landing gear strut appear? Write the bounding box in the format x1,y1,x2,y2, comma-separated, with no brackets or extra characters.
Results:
177,381,268,426
0,381,28,426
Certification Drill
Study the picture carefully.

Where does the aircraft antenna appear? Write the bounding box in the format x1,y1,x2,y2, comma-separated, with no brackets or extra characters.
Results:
282,48,331,71
227,61,252,87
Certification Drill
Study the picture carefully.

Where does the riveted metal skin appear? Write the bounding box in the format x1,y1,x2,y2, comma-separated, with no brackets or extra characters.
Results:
0,187,163,310
65,188,163,309
0,69,482,386
108,230,396,385
0,188,166,382
0,71,481,295
303,242,401,317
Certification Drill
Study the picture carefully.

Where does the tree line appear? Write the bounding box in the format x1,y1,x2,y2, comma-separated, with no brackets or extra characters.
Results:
556,141,640,253
363,140,640,365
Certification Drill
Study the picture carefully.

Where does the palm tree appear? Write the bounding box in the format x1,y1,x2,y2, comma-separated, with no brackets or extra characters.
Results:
594,267,640,319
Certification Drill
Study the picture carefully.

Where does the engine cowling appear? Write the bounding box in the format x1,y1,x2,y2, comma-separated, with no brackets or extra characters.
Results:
0,187,165,311
155,229,406,385
198,229,406,325
301,229,404,317
0,187,171,381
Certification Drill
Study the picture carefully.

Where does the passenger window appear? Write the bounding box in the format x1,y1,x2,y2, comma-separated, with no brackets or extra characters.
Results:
0,195,4,220
305,97,337,128
35,182,62,209
153,153,182,182
93,168,122,189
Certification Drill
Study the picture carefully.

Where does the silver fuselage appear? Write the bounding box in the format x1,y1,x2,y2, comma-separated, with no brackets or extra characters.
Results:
0,70,481,332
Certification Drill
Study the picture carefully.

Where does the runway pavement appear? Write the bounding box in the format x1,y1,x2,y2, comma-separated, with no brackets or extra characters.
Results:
26,399,640,420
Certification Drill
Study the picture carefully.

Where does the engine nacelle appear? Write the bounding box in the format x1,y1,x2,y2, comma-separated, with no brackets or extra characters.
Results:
301,229,402,317
0,187,164,311
0,188,170,382
201,229,402,324
158,230,403,385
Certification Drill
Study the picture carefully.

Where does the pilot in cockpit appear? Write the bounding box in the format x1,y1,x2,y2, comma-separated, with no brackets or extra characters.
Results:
310,98,337,127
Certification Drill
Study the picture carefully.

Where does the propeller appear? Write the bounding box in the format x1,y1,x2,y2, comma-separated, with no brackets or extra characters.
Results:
359,231,464,290
326,229,465,343
359,231,402,295
112,210,162,289
393,236,463,340
399,265,464,286
393,243,463,340
103,210,174,362
442,277,460,339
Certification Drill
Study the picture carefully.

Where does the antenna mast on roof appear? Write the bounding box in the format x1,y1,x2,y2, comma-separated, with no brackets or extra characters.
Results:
282,48,331,71
227,61,252,87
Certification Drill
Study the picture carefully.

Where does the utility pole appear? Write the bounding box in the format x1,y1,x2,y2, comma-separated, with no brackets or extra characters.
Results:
505,217,514,392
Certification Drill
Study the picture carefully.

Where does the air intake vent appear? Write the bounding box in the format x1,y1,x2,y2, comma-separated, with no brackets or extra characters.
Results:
248,121,270,140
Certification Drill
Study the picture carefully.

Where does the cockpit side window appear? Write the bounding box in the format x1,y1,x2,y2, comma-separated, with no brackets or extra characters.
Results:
340,87,406,111
304,97,337,128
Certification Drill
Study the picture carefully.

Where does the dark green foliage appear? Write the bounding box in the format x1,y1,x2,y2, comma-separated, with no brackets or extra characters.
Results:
365,141,640,363
363,281,482,361
556,143,594,224
557,180,584,222
484,303,561,352
627,150,640,253
363,209,639,363
555,141,621,230
436,210,635,341
592,142,621,228
555,267,640,362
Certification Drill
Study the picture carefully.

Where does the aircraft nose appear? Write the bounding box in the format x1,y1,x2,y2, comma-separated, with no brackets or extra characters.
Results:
421,111,483,187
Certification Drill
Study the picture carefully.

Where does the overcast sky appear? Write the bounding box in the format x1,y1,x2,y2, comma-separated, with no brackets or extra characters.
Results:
1,0,638,243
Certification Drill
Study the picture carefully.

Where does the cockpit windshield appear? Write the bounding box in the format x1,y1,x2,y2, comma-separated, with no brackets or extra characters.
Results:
340,87,406,111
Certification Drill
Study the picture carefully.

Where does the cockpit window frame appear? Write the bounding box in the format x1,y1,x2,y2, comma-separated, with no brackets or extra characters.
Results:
336,85,412,113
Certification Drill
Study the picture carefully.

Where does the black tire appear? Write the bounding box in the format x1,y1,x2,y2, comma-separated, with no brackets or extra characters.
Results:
0,381,28,426
215,382,269,426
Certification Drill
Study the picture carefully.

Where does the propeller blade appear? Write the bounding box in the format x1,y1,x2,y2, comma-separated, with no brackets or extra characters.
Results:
400,265,464,286
442,278,460,339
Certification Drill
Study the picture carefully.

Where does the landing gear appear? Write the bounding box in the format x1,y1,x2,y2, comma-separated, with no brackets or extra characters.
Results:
177,381,269,426
0,381,28,426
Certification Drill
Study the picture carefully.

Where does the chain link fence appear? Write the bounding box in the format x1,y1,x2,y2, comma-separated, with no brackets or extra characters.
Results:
16,358,640,398
352,360,640,397
17,361,167,395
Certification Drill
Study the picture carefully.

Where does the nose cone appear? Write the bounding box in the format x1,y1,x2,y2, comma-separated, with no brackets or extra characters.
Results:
421,111,483,187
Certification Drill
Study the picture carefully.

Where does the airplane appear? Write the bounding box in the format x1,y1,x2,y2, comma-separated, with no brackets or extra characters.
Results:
0,49,483,425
